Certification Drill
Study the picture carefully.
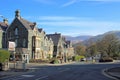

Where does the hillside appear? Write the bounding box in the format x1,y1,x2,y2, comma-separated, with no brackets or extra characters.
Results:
65,35,93,44
81,31,120,46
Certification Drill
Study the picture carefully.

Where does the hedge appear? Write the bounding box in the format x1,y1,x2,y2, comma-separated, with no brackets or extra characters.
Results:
0,49,10,63
99,57,113,62
74,55,85,61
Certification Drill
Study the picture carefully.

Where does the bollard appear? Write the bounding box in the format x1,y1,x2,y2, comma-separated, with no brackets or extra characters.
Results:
22,61,26,71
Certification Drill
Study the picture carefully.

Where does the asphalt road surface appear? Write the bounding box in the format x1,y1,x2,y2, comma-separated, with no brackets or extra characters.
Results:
1,62,120,80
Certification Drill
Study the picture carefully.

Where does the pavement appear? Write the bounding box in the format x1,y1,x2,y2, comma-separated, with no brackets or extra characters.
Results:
104,67,120,80
0,63,37,79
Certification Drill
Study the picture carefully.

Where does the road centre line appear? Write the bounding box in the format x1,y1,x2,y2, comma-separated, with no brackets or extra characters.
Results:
59,68,70,72
35,68,70,80
36,76,48,80
6,77,24,80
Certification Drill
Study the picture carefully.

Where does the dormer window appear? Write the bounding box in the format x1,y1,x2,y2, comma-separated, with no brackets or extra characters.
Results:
15,28,18,35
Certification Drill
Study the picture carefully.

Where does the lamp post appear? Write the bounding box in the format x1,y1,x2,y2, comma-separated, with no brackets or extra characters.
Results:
13,51,16,69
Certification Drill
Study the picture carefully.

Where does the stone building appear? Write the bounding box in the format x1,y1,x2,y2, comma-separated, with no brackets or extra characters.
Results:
47,33,74,62
6,10,54,61
65,41,74,61
0,19,8,48
0,10,74,63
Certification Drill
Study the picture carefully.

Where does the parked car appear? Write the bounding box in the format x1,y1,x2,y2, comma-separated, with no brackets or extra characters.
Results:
99,57,113,62
0,63,2,71
80,58,86,61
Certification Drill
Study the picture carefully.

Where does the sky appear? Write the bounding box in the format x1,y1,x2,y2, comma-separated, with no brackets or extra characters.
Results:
0,0,120,36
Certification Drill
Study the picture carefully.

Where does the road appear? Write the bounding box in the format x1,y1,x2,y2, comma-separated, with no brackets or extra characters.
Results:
1,62,120,80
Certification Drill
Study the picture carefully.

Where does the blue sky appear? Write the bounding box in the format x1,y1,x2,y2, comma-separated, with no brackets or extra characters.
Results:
0,0,120,36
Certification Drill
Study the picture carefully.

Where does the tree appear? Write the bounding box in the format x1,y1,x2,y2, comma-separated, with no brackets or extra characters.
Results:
96,34,120,58
75,45,86,56
86,43,97,57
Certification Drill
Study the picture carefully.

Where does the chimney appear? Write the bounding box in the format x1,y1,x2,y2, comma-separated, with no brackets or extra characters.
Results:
55,32,57,34
33,22,37,26
15,10,21,19
3,18,8,25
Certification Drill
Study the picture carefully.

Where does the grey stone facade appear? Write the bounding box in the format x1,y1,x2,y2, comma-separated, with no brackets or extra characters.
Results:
0,19,8,48
0,10,74,62
47,33,74,62
5,10,55,61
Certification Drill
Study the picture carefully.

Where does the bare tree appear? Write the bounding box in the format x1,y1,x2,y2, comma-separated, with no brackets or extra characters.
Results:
96,34,120,58
86,43,97,57
75,45,86,56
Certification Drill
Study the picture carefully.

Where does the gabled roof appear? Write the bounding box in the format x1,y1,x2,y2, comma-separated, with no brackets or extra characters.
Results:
18,17,36,30
66,41,71,45
38,28,43,33
47,33,61,46
9,10,36,30
0,22,8,31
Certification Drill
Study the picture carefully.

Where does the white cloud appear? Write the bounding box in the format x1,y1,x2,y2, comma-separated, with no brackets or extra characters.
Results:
38,20,120,36
38,21,120,28
39,16,78,21
25,16,93,21
61,0,77,7
33,0,55,4
78,0,120,2
86,0,120,2
61,0,120,7
25,16,120,36
33,0,120,8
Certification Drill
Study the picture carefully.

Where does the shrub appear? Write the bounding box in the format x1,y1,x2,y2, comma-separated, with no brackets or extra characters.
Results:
0,49,10,71
50,58,59,64
99,57,113,62
74,55,85,61
29,59,49,63
53,59,59,64
0,50,10,63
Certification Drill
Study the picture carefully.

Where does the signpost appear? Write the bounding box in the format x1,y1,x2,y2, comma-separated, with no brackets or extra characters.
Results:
8,41,15,51
8,41,16,69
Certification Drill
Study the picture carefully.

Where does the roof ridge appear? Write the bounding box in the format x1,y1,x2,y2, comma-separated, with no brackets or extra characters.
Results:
17,17,35,30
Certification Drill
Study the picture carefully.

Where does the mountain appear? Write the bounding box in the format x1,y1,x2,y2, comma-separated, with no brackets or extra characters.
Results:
65,35,93,44
65,31,120,46
82,31,120,46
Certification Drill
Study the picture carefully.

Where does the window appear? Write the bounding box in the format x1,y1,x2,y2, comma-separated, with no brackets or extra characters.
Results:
15,39,18,47
9,32,12,39
23,39,26,47
15,28,18,35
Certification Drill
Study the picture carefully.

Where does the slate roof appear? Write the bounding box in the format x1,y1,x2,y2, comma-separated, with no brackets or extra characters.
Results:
0,22,8,31
66,41,71,47
15,17,36,30
47,33,61,46
38,28,43,33
66,41,71,45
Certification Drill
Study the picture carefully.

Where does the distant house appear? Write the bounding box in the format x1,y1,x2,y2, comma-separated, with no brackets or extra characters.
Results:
47,33,64,58
0,19,8,48
65,41,74,60
47,33,74,62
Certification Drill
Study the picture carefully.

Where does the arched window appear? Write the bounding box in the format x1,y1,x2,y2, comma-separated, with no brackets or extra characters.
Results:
15,28,18,35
